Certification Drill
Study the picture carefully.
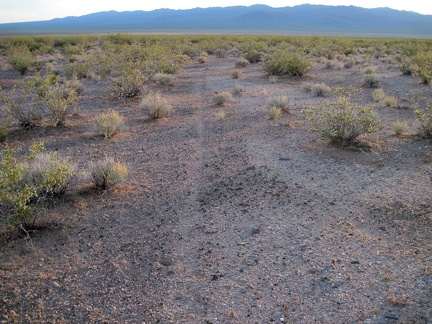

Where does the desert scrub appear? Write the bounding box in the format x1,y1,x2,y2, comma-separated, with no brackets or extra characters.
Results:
4,84,43,128
365,66,378,75
363,74,381,88
303,87,381,146
94,109,124,138
152,73,174,85
43,81,79,126
268,75,279,84
264,107,283,120
392,120,409,135
415,104,432,138
140,91,172,118
412,51,432,84
213,91,233,106
235,58,250,68
215,110,226,120
263,51,311,77
109,70,146,99
382,95,399,108
232,70,243,79
198,56,207,64
234,84,246,94
372,88,386,102
311,83,332,97
90,157,128,189
6,45,34,75
21,151,75,201
268,95,289,112
0,142,74,228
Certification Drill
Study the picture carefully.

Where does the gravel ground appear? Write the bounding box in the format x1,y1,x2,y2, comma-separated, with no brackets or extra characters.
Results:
1,53,431,323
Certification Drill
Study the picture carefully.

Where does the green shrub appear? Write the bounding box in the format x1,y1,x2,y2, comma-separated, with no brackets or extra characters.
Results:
109,71,145,99
412,52,432,84
213,91,233,106
264,107,283,119
4,85,43,128
43,82,79,126
0,142,74,228
6,45,34,75
303,88,381,146
263,51,311,77
363,74,381,88
90,157,128,189
415,104,432,138
65,61,90,79
311,83,332,97
21,152,75,201
140,92,172,118
94,109,124,138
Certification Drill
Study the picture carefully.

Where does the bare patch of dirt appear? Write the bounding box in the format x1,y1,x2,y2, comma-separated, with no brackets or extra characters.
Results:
1,53,431,323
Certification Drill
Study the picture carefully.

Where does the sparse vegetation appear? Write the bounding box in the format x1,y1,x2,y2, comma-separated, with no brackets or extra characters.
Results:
382,95,399,108
213,91,233,106
392,120,409,135
303,87,381,146
153,73,175,85
268,95,289,112
264,106,283,119
232,70,243,79
94,109,124,138
140,91,172,118
372,88,386,102
311,83,331,97
263,51,311,77
415,104,432,138
90,157,128,189
363,74,381,88
235,58,249,68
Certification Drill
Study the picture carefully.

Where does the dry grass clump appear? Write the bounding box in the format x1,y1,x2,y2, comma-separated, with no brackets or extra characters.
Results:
233,84,246,94
311,83,332,97
268,75,279,84
215,110,226,120
392,120,409,135
198,56,207,64
382,95,399,108
213,91,233,106
365,66,378,75
90,157,128,189
264,107,283,120
372,89,386,102
235,58,249,68
268,95,289,112
94,109,124,138
152,73,175,85
140,91,172,118
232,70,243,79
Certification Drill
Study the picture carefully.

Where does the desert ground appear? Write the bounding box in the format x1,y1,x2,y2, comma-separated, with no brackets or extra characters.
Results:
0,36,431,323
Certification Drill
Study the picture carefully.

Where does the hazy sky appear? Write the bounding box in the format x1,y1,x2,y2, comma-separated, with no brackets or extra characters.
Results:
1,0,431,23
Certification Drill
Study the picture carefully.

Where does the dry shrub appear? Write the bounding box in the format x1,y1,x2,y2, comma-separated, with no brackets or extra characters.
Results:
94,109,124,138
140,91,172,118
90,157,128,189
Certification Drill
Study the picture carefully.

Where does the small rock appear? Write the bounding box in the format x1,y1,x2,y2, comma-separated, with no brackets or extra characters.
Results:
384,313,399,320
160,258,174,267
251,228,260,235
351,260,360,265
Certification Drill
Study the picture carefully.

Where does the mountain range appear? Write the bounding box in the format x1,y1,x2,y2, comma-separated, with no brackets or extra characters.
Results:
1,4,432,37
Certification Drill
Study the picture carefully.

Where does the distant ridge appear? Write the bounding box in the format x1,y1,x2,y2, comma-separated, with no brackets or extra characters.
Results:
1,4,432,37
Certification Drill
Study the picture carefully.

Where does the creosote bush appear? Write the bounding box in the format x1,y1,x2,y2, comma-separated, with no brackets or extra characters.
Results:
0,142,75,228
90,157,128,189
263,51,311,77
94,109,124,138
43,82,79,126
415,104,432,138
140,91,172,118
6,45,34,75
303,87,381,146
363,74,381,88
213,91,233,106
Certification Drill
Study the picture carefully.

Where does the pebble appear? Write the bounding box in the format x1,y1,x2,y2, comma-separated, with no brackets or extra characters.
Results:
384,313,399,320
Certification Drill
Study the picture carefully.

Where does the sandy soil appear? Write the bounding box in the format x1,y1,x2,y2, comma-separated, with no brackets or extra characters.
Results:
1,52,431,323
